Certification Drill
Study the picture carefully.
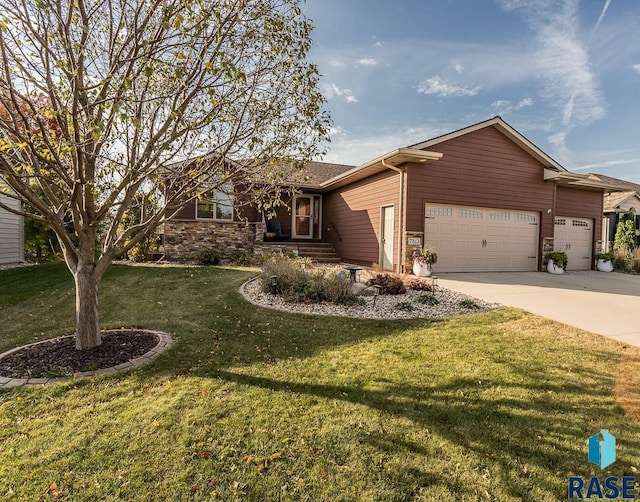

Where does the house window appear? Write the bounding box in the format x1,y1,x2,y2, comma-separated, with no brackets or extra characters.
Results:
196,182,233,220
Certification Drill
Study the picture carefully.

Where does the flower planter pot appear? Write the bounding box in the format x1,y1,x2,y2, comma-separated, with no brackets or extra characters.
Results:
596,259,614,272
413,260,432,277
546,260,565,275
264,232,277,242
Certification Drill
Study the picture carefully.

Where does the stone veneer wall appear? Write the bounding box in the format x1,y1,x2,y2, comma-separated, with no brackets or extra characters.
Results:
164,220,262,260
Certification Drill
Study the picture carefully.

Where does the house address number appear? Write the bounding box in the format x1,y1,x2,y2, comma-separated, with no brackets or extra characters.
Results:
407,237,422,246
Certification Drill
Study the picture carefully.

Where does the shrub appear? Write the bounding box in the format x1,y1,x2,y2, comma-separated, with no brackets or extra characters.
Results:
127,245,150,263
408,279,433,292
632,247,640,274
260,255,306,294
459,299,481,309
195,249,220,265
614,212,636,257
613,249,632,271
367,273,407,295
416,293,439,305
322,272,365,306
228,250,253,266
260,255,362,305
395,301,415,312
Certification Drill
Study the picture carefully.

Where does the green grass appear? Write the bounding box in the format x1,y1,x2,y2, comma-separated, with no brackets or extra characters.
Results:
1,262,639,501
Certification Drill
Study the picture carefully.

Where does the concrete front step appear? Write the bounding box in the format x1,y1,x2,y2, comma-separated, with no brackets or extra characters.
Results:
304,256,341,263
260,241,341,263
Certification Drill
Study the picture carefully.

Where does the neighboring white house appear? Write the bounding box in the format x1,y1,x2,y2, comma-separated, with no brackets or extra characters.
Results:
0,189,24,265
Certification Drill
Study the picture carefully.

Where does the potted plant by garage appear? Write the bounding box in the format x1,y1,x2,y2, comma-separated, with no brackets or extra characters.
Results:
413,248,438,277
595,252,614,272
544,251,568,275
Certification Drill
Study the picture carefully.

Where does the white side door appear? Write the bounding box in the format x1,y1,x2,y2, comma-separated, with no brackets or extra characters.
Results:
380,205,395,271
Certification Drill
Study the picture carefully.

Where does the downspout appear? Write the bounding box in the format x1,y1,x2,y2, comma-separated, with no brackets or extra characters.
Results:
381,158,405,273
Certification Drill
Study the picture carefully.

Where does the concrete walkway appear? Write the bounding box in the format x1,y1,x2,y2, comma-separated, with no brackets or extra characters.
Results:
437,271,640,347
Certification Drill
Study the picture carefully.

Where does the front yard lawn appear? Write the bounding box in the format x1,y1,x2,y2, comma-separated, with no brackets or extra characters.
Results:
1,263,639,500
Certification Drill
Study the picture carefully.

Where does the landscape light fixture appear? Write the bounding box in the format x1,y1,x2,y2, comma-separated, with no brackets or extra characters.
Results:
372,285,381,307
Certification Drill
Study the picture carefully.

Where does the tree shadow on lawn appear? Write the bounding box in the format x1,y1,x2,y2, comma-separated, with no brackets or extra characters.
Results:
209,367,640,500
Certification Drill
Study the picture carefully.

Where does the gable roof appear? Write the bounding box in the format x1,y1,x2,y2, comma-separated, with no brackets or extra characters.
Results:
602,191,640,212
300,161,355,185
588,173,640,212
587,173,640,192
409,116,566,171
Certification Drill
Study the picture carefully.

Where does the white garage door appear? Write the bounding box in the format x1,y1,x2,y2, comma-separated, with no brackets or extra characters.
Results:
554,217,593,270
424,203,539,272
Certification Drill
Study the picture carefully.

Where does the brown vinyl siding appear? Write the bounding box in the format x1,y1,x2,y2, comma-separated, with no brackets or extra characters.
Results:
323,170,400,268
555,186,603,218
406,126,556,267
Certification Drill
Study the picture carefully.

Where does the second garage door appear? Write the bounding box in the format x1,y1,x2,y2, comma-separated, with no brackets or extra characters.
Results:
424,203,539,272
554,217,593,270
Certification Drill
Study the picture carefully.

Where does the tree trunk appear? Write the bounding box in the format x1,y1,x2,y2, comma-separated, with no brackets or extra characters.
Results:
74,261,102,350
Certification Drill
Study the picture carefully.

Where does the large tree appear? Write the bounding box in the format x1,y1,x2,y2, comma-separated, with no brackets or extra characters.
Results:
0,0,329,349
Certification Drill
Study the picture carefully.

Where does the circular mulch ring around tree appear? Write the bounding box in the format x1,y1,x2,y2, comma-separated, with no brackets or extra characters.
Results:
0,329,173,388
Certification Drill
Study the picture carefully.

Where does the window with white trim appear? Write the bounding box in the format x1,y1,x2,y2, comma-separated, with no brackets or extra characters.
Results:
196,181,233,220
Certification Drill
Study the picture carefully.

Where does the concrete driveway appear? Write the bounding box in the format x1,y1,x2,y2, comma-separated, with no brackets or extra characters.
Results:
437,271,640,347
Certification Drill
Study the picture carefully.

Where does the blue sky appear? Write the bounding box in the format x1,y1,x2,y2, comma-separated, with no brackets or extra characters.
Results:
303,0,640,183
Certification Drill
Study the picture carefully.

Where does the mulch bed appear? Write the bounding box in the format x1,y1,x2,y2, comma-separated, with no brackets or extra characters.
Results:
0,330,159,379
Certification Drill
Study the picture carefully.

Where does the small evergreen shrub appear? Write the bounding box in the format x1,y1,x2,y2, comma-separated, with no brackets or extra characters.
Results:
367,273,407,295
614,212,636,257
395,301,415,312
195,249,220,265
416,293,439,305
459,299,481,309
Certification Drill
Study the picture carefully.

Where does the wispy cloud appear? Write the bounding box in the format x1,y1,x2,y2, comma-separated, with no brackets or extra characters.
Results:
321,82,358,103
499,0,606,161
548,131,571,165
452,61,464,73
416,76,480,97
371,37,384,48
594,0,613,31
633,63,640,73
355,58,378,66
491,98,534,114
322,123,453,165
572,158,640,172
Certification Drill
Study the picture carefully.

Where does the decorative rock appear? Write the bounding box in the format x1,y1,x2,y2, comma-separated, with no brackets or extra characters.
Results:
350,281,374,295
240,277,498,320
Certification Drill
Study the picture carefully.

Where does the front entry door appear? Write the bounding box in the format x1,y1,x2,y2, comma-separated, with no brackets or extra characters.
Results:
292,194,321,239
380,205,395,270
